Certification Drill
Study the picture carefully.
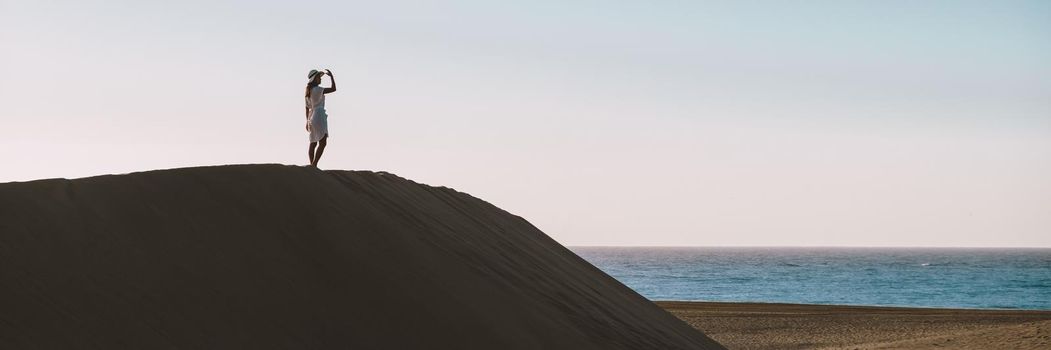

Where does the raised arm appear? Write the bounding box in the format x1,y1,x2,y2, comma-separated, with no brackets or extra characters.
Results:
323,69,337,94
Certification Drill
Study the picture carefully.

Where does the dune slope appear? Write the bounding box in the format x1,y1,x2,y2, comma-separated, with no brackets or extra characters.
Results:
0,164,722,349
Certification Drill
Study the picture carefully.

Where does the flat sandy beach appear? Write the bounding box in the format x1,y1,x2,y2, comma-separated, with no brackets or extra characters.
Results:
659,301,1051,349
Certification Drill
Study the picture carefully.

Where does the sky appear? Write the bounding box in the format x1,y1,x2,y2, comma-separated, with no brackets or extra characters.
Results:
1,0,1049,247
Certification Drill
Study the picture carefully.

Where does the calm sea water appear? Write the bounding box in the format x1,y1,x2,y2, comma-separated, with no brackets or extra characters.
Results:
572,247,1051,310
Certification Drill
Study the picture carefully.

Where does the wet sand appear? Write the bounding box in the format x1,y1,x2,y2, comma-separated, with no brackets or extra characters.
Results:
659,301,1051,349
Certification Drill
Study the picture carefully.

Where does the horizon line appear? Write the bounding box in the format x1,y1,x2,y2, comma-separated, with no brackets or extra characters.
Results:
566,244,1051,249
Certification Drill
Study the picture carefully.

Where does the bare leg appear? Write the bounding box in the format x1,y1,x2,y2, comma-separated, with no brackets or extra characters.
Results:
313,134,328,167
308,142,318,166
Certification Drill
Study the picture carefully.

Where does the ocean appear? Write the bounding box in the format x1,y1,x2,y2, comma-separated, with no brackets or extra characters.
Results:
571,247,1051,310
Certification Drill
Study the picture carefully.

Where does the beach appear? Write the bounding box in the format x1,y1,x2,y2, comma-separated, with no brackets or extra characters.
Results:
660,301,1051,349
7,164,1050,349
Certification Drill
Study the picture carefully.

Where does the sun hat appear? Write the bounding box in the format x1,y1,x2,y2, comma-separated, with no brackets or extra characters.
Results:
307,69,323,81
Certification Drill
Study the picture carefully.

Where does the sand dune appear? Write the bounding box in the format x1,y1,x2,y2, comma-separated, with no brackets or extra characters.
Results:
660,301,1051,350
0,164,723,349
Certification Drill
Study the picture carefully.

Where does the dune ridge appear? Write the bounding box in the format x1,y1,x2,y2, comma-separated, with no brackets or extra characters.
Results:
0,164,723,349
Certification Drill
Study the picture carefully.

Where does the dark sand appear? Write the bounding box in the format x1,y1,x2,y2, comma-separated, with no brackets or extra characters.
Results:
660,301,1051,349
0,165,722,349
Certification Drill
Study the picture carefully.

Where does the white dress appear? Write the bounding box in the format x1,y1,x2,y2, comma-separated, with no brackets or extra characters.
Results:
305,85,328,142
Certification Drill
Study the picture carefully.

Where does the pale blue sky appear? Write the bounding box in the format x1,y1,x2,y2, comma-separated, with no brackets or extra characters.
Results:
2,0,1049,246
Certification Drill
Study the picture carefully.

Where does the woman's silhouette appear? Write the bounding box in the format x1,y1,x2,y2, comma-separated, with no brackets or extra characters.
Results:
305,69,336,166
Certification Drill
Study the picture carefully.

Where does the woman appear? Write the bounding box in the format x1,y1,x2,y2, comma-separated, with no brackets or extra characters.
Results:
305,68,336,166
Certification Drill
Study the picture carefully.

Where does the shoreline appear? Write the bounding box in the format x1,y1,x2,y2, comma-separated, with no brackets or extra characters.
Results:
658,301,1051,350
656,300,1051,312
